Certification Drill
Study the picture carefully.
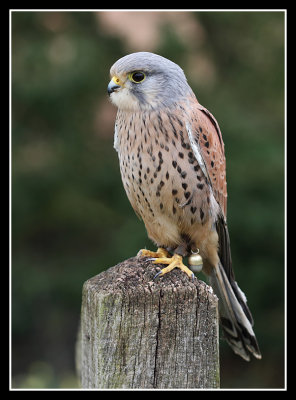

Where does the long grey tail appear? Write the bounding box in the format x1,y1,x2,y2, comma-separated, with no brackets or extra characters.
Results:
211,215,262,361
209,262,261,361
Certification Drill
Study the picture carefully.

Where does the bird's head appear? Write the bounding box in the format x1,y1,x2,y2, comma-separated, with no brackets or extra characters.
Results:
108,52,193,112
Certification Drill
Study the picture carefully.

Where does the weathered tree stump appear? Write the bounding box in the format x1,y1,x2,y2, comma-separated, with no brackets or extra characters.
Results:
77,256,220,389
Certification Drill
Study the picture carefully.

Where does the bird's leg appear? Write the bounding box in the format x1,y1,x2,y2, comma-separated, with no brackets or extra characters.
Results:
137,247,171,259
138,246,194,280
153,254,194,280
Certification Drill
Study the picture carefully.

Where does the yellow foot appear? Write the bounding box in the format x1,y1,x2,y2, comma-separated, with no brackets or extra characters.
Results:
153,254,195,280
137,247,171,259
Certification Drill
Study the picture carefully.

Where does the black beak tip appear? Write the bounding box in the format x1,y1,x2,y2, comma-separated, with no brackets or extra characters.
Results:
107,82,121,95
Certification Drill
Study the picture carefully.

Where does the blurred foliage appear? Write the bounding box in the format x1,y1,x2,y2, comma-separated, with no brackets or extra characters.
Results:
11,11,285,389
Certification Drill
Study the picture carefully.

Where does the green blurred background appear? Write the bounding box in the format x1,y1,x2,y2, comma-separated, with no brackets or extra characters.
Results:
11,11,285,389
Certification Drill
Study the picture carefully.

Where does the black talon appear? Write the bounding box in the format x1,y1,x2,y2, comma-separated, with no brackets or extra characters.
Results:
153,270,163,281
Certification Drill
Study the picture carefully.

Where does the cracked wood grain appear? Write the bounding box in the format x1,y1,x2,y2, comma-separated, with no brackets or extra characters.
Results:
77,256,220,389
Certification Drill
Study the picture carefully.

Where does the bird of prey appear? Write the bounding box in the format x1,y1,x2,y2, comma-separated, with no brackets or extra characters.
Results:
107,52,261,361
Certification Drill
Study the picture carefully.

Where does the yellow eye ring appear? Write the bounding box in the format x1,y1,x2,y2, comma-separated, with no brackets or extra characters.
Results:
128,71,146,83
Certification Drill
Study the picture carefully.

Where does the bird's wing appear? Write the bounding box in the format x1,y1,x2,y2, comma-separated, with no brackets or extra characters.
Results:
185,104,261,360
185,102,228,218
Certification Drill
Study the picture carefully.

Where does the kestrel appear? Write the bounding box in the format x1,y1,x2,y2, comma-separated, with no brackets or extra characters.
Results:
107,52,261,361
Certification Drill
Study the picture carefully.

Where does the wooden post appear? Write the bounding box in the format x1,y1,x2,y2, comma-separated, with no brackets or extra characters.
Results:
77,256,220,389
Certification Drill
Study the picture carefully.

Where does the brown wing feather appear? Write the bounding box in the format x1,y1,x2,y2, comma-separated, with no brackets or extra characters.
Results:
191,102,228,217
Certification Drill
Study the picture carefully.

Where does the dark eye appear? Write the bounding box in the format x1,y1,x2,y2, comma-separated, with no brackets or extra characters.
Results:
129,71,146,83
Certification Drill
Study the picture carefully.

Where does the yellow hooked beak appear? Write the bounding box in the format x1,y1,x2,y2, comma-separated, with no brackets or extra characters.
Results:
107,76,123,95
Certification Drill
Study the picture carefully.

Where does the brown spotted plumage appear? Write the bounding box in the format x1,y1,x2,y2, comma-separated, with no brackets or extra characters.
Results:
108,52,261,361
